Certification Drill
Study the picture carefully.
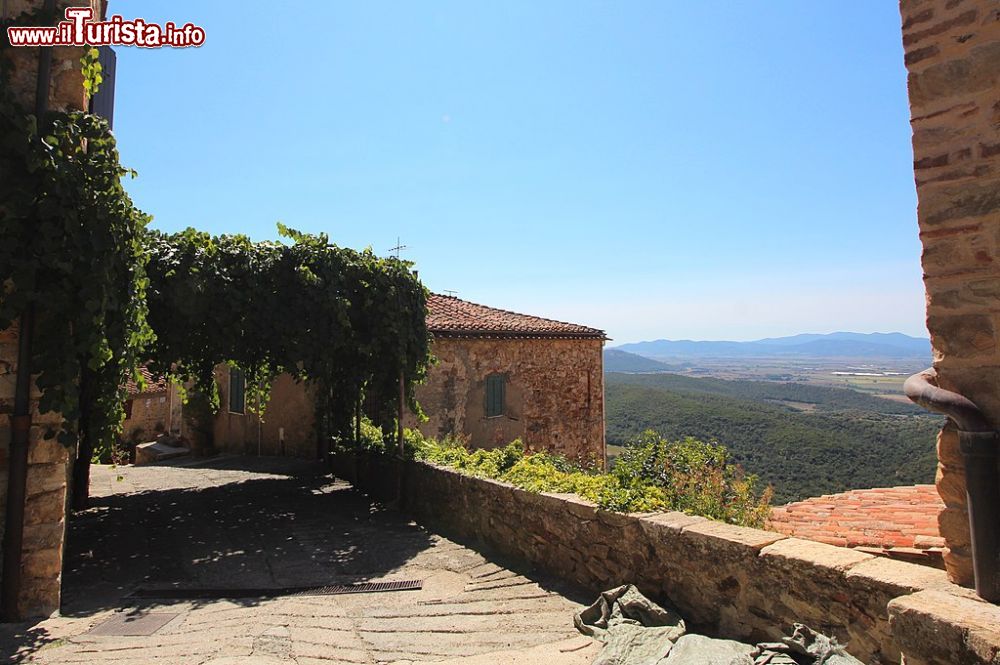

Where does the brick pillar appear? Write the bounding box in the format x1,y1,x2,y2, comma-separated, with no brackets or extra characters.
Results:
899,0,1000,587
0,0,105,617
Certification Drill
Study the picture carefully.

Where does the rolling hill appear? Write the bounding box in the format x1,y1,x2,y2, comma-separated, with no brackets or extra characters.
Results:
604,372,941,503
603,349,680,373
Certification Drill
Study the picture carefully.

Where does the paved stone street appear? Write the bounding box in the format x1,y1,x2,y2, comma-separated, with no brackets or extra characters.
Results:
1,457,598,664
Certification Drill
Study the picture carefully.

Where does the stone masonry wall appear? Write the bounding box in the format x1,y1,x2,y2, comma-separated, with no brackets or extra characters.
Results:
336,454,1000,665
211,367,317,459
121,387,182,444
899,0,1000,587
0,0,106,617
0,326,75,617
407,337,606,464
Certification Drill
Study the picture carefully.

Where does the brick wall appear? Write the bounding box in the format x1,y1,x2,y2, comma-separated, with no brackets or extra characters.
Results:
899,0,1000,586
407,337,606,464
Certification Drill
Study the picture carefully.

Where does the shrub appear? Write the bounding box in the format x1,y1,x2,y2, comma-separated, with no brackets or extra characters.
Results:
409,429,772,527
611,430,772,526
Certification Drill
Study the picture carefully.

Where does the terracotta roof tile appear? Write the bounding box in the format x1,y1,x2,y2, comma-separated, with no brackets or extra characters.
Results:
768,485,944,559
426,294,607,339
125,365,168,396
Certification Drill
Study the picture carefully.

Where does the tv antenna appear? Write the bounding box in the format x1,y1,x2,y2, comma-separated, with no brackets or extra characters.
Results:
388,237,408,259
443,289,458,297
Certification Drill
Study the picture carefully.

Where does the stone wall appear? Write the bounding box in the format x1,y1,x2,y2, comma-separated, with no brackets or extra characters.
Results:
0,326,75,618
899,0,1000,586
211,336,606,465
0,0,106,618
121,387,182,444
407,337,605,464
211,367,317,459
335,454,1000,665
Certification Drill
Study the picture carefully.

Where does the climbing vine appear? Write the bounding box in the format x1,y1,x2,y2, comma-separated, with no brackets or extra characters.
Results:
1,14,431,462
144,224,432,449
0,48,152,452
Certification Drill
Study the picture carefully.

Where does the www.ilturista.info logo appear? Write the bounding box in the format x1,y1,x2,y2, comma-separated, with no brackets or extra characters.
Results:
7,7,205,48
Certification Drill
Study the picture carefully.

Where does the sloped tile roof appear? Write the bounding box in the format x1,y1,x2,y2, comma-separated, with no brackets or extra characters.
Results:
427,294,607,339
768,485,945,563
125,366,168,396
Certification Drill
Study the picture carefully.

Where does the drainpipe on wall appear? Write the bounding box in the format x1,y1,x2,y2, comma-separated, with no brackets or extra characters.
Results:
2,0,56,620
904,368,1000,602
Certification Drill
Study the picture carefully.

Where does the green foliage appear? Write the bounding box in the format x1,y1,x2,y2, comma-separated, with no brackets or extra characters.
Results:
411,431,772,527
0,62,151,453
0,33,430,460
610,431,772,527
144,227,432,447
604,373,943,503
80,47,103,96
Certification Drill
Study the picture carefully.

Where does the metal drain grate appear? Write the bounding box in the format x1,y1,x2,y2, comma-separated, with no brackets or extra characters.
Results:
131,579,423,600
88,612,179,636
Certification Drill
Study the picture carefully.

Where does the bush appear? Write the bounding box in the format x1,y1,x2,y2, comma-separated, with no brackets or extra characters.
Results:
410,429,772,527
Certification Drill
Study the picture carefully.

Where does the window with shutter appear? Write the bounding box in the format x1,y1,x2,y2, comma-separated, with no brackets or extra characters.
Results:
485,373,505,418
89,46,117,129
229,368,246,415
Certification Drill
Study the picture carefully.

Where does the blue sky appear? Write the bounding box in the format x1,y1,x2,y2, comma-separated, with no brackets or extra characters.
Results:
112,1,924,343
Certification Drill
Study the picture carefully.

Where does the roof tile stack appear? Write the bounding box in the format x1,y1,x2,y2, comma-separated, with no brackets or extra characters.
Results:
768,485,945,566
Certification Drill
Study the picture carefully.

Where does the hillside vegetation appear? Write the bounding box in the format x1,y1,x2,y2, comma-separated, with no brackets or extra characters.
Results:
605,372,941,503
606,372,924,414
406,430,771,527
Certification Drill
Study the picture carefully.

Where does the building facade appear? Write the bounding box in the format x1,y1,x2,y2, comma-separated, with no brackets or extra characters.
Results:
210,295,607,464
407,295,607,464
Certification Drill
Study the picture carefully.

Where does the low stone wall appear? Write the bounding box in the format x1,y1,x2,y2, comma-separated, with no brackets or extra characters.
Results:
332,453,1000,665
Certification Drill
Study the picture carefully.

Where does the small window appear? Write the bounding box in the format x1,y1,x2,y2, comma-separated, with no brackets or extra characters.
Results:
229,368,246,415
485,373,505,418
124,399,133,420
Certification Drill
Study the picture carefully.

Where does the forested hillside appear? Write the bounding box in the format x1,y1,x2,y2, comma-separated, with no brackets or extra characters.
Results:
605,372,941,503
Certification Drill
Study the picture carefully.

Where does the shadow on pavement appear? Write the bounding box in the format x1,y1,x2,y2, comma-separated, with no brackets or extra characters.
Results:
60,457,435,617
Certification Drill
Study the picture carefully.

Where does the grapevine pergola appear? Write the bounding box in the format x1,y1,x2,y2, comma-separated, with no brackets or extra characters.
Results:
0,56,432,508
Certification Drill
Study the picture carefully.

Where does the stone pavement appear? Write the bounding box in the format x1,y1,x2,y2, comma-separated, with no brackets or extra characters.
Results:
1,456,599,664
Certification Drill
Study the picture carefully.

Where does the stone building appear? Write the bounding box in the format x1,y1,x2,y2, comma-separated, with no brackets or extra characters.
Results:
212,294,608,464
120,367,182,446
899,0,1000,588
408,295,607,463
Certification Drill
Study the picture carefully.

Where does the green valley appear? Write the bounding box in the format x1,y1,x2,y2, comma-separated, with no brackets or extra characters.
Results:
604,372,942,504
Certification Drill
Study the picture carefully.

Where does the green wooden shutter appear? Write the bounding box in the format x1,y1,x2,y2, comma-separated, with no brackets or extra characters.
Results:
229,368,246,414
486,374,505,417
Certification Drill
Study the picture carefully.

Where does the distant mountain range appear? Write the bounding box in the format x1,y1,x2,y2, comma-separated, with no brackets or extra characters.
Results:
603,349,680,373
612,332,931,360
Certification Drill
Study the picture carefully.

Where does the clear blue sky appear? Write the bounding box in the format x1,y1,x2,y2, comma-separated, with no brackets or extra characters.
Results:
113,1,924,343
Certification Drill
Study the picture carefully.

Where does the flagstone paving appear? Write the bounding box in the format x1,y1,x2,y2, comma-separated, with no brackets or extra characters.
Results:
0,457,599,664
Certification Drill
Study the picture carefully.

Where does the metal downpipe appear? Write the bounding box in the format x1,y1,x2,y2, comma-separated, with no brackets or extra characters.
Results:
904,368,1000,602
